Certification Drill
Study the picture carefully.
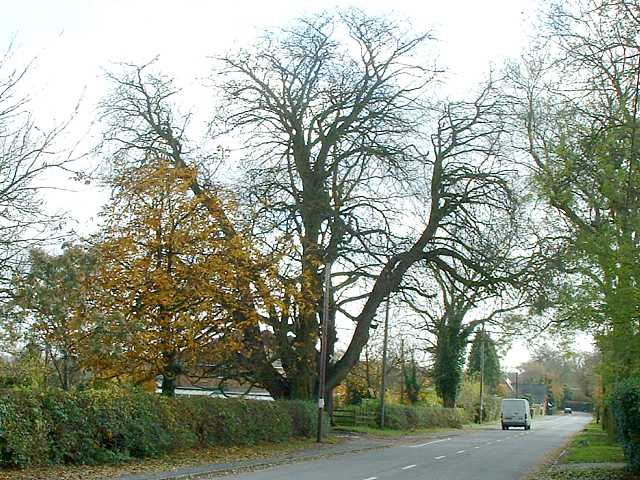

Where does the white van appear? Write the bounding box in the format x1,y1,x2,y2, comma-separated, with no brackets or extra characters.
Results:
501,398,531,430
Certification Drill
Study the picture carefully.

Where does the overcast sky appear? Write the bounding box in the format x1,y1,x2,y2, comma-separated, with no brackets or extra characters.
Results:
2,0,589,368
2,0,538,222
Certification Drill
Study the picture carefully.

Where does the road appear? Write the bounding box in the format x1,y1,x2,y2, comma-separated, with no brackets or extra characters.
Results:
218,413,591,480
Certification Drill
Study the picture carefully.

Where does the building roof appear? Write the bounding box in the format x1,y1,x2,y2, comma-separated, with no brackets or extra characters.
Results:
517,383,547,404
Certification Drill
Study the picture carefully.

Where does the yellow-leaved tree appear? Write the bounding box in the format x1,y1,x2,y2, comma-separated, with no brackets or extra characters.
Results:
90,158,268,395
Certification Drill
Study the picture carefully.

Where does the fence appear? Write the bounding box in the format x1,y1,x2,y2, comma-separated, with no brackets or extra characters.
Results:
332,406,378,427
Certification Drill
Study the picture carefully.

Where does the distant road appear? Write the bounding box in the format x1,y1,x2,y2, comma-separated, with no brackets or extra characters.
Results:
219,413,591,480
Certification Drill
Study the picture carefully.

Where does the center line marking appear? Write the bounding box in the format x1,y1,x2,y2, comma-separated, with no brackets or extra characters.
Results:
401,465,416,470
434,455,446,460
474,446,480,449
456,450,465,454
363,477,378,480
409,437,451,448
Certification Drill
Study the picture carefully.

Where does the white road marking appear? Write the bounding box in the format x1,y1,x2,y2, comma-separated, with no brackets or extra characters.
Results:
363,477,378,480
456,450,466,454
486,442,493,445
408,437,452,448
401,465,416,470
496,439,502,442
434,455,446,460
474,446,480,449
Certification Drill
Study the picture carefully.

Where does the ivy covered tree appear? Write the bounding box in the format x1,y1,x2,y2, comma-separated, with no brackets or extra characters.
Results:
404,353,422,405
466,330,502,393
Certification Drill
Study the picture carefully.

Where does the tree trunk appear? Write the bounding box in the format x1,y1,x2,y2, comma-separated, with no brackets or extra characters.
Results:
161,373,176,396
443,394,456,409
161,352,181,397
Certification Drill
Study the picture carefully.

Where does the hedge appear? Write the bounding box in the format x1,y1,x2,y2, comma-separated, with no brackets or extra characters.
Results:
609,377,640,472
336,402,468,430
0,387,324,468
382,404,468,430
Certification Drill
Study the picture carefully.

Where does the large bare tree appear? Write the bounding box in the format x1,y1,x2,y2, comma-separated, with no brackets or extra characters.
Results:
98,10,528,401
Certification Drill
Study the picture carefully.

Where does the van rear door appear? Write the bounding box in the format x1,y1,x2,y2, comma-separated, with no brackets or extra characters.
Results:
502,399,525,424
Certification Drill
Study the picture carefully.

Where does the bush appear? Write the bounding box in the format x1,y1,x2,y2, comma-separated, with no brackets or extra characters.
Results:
457,378,502,422
609,377,640,472
381,404,467,430
0,387,322,468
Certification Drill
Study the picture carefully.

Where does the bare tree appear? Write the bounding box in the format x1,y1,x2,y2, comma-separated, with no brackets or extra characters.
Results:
0,43,77,298
98,10,528,402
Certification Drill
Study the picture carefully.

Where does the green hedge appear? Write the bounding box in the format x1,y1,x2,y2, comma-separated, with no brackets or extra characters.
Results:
382,404,468,430
335,402,468,430
609,377,640,472
0,387,323,468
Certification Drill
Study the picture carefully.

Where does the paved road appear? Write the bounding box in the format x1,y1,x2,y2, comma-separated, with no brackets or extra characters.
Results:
217,413,591,480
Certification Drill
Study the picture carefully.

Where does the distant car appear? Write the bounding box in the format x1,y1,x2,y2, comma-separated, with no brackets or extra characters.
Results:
564,407,572,414
501,398,532,430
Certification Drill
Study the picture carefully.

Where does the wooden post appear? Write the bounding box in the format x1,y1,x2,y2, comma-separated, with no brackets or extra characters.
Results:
379,296,390,428
317,262,332,442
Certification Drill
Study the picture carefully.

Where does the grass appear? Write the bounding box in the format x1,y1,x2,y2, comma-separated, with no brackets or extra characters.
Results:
532,469,638,480
0,438,331,480
333,410,503,436
562,421,626,464
333,418,500,437
527,421,638,480
334,424,456,437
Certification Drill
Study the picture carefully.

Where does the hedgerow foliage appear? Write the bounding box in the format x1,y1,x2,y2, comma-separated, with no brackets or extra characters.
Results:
0,387,321,468
610,377,640,472
336,401,468,430
382,404,468,430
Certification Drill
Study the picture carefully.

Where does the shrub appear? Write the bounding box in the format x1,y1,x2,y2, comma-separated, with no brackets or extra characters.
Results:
457,378,502,422
380,404,467,430
0,387,322,468
609,377,640,472
280,400,328,437
176,397,293,446
0,390,49,468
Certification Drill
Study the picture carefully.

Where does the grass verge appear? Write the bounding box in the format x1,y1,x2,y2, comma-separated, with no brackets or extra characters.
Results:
333,419,498,437
527,421,637,480
561,421,625,464
532,469,638,480
333,424,454,437
0,438,335,480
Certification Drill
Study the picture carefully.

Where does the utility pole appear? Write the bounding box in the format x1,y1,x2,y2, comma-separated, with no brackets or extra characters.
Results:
515,372,519,398
479,322,485,424
317,262,332,442
379,296,390,428
399,338,405,404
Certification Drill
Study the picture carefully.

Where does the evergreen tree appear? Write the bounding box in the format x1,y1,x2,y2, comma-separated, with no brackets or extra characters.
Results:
467,331,501,393
404,353,422,405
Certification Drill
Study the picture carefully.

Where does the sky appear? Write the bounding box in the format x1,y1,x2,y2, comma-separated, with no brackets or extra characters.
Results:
2,0,592,368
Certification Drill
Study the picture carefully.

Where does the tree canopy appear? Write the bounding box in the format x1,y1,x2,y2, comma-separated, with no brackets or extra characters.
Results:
89,158,271,395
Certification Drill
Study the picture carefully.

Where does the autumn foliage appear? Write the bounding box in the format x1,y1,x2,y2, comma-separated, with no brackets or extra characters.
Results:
88,159,267,394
